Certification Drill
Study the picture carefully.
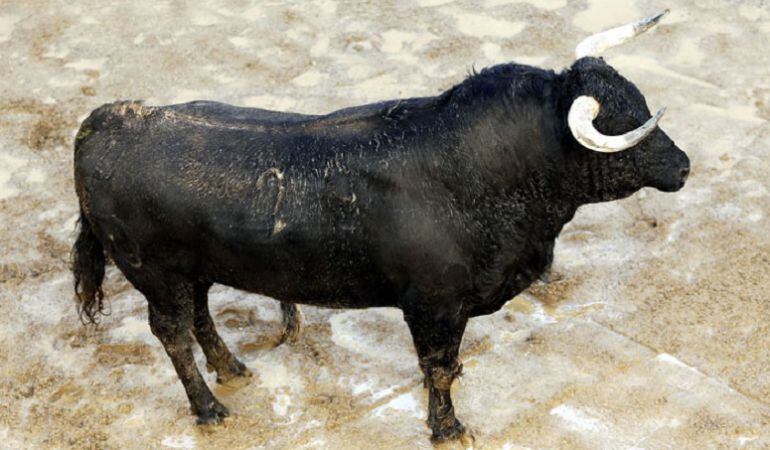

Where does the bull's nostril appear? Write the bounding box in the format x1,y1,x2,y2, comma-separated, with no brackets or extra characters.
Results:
679,167,690,179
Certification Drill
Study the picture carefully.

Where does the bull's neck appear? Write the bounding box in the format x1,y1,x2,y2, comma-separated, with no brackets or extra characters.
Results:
429,95,578,238
562,149,644,205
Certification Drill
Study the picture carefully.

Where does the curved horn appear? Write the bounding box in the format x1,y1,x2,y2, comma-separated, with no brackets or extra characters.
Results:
575,10,669,59
568,96,666,153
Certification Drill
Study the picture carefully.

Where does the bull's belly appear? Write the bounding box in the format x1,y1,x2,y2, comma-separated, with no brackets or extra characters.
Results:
221,273,397,309
201,245,398,309
93,204,396,308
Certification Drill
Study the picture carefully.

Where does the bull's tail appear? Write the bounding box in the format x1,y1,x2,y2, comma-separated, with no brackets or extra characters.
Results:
71,209,106,324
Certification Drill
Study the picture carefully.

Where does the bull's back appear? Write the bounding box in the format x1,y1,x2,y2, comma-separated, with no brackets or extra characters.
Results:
75,101,315,223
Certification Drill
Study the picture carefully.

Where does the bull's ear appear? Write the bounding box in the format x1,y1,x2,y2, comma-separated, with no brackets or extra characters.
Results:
575,10,668,59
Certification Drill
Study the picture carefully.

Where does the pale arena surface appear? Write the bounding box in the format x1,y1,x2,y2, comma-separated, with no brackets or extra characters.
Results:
1,0,769,449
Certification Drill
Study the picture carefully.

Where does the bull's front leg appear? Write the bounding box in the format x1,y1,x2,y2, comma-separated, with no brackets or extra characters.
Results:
403,305,470,443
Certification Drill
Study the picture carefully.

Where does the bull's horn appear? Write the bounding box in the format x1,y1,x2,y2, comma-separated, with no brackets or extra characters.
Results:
575,9,669,59
567,96,665,153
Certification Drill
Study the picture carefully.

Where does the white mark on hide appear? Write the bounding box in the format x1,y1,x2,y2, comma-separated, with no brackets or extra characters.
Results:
273,218,286,235
257,168,284,188
257,168,287,235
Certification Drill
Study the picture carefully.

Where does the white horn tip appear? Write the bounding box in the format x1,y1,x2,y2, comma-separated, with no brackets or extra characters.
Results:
637,9,670,32
575,9,671,59
652,9,671,23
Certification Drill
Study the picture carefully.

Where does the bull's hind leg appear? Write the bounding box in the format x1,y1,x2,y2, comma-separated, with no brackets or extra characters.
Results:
403,306,470,443
277,302,303,345
192,283,252,383
127,273,229,424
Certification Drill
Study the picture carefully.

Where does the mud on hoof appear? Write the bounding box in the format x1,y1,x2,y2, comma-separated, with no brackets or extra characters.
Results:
195,400,230,425
215,359,253,384
430,419,472,445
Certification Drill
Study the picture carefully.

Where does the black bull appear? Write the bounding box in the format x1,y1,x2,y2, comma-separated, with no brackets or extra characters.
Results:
71,58,689,442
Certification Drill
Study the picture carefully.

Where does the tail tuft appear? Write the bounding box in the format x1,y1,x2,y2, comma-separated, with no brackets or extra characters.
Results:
71,211,107,325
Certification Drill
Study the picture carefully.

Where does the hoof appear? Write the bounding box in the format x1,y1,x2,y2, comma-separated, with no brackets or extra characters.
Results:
277,322,301,345
215,360,252,384
430,420,470,445
195,401,230,425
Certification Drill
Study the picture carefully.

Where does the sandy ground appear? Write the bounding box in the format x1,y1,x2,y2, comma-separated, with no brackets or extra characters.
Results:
1,0,769,448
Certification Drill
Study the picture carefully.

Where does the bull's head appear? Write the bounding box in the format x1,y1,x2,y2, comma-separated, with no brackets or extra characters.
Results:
564,10,690,198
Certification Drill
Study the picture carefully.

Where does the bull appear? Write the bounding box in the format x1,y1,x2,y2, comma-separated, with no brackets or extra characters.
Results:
71,11,689,443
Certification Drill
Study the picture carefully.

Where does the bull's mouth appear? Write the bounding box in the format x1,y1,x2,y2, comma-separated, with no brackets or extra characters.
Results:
652,167,689,192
